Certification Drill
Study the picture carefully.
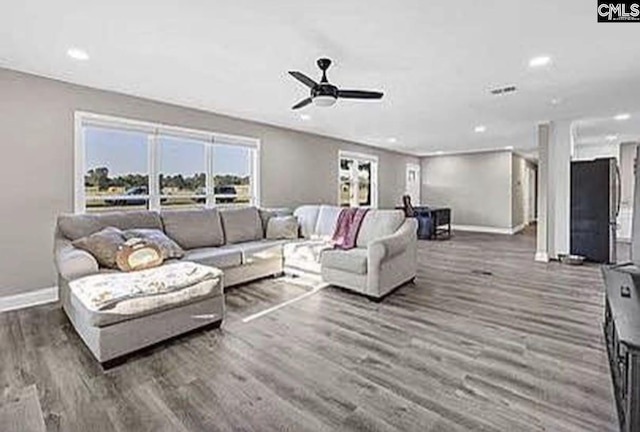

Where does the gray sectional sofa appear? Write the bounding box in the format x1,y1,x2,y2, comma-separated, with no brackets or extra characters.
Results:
54,205,417,364
285,205,418,298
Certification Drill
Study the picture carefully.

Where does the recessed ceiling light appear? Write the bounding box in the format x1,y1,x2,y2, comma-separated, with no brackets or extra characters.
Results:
606,134,619,141
299,113,311,120
67,47,89,61
388,137,398,143
529,56,551,68
474,125,486,133
435,151,444,155
505,146,514,150
551,98,562,106
615,113,631,121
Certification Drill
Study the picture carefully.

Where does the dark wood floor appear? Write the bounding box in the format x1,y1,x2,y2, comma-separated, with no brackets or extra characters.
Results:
0,228,618,431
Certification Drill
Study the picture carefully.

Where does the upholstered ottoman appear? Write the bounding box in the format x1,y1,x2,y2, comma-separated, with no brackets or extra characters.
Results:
61,262,224,367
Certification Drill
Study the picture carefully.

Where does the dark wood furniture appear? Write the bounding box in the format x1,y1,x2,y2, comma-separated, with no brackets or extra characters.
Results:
602,263,640,432
397,200,452,240
426,207,452,239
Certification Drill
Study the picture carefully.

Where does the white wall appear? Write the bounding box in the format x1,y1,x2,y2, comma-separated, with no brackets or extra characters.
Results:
619,142,638,241
511,154,527,228
511,154,537,229
0,67,418,296
573,142,619,161
421,151,513,230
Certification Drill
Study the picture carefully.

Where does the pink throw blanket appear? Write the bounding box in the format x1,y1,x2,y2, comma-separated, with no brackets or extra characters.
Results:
332,208,369,250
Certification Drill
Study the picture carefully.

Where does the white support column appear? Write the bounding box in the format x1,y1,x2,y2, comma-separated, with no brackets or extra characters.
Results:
536,123,550,262
536,120,573,261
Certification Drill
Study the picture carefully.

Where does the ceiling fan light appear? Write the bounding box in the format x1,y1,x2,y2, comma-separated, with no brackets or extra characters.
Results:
313,95,337,107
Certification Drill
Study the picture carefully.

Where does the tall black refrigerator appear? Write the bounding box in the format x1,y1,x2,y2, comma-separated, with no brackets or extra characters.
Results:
570,157,620,263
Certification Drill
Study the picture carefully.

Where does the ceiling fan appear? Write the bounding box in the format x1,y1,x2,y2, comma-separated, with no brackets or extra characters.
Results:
288,58,384,110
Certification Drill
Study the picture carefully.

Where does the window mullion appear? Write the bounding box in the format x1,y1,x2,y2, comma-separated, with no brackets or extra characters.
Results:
372,162,379,208
75,117,86,213
351,160,359,207
249,147,257,206
148,132,160,211
206,139,215,208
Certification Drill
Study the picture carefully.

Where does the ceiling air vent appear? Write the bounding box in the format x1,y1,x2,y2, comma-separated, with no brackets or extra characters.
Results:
489,85,517,96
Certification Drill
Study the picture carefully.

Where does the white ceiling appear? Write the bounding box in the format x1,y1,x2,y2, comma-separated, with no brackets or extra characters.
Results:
575,111,640,147
2,0,640,156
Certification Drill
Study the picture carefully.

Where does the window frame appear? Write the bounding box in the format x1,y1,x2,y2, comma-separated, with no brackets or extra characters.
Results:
337,150,379,208
74,111,260,214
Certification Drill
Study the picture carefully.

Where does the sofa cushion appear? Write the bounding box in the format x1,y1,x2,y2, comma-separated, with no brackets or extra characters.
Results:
266,216,299,240
68,265,223,327
219,207,263,244
71,278,222,328
55,238,100,281
356,210,405,247
182,247,242,269
228,240,285,264
58,211,162,241
259,208,293,235
283,239,333,262
321,248,368,275
293,205,321,239
72,227,127,269
123,228,185,260
283,239,332,275
314,205,342,239
161,209,224,249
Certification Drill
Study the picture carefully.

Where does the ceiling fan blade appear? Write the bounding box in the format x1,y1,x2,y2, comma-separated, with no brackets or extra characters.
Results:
288,71,318,89
337,90,384,99
292,97,313,110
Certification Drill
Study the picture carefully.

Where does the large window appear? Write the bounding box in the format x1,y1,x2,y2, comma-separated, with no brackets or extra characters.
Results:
159,135,207,210
75,112,260,213
338,151,378,208
212,143,254,205
83,126,149,212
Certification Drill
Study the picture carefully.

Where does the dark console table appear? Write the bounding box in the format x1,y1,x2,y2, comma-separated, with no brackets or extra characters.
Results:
398,206,452,240
602,263,640,432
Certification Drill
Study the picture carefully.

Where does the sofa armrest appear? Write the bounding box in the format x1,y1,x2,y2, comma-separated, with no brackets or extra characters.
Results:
368,218,418,264
54,237,99,281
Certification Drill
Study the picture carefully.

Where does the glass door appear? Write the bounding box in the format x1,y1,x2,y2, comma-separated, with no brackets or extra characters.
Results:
405,163,421,205
339,151,378,208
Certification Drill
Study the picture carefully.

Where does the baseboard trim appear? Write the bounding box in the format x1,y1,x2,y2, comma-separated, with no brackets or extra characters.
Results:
535,251,550,262
0,286,58,313
511,223,527,234
452,224,524,235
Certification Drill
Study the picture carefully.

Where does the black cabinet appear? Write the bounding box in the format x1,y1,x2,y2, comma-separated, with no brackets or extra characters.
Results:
602,264,640,431
571,158,619,263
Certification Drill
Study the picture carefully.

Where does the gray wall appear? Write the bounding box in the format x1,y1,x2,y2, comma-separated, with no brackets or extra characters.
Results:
421,151,512,229
0,67,417,296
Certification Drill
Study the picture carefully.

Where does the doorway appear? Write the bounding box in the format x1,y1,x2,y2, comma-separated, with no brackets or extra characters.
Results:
338,151,379,208
406,163,421,205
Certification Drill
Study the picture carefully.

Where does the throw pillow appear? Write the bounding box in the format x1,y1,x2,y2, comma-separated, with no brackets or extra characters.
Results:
115,238,164,272
123,228,185,260
72,227,126,269
266,216,299,240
